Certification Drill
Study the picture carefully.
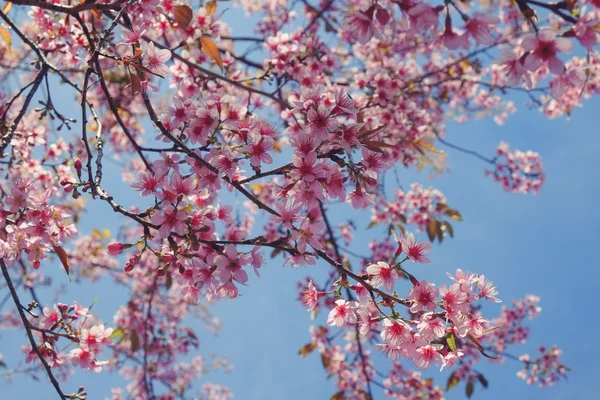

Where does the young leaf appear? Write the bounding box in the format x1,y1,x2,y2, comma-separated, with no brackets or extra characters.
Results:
206,0,217,15
199,36,224,71
0,27,11,50
446,333,457,352
109,327,125,341
174,5,193,28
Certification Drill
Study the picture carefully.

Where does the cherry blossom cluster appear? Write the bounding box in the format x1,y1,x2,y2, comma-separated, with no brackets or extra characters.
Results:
0,0,587,397
517,346,568,387
371,183,453,231
21,303,113,373
486,142,545,194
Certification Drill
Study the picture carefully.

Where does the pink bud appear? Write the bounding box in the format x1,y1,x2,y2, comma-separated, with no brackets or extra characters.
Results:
74,158,82,174
107,242,124,256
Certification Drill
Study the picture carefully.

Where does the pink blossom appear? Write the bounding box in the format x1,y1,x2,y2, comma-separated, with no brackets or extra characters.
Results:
144,41,171,77
215,245,250,284
496,49,532,88
367,261,398,291
408,280,439,313
414,344,444,369
380,318,411,346
464,13,499,46
522,28,574,74
301,280,320,311
401,232,431,263
326,299,358,327
306,106,337,139
341,8,383,45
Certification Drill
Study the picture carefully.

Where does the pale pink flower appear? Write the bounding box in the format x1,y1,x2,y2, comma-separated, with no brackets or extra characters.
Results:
306,105,337,139
414,343,444,369
477,275,501,303
144,41,171,77
326,299,358,327
301,280,320,311
367,261,399,291
522,28,573,74
151,205,188,238
408,280,439,313
215,245,249,284
496,49,532,87
550,68,586,98
417,312,447,341
341,8,383,45
464,13,499,46
400,232,431,263
247,131,274,167
380,318,411,346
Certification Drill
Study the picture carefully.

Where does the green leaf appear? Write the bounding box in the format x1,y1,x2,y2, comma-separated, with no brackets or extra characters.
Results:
109,327,125,341
446,333,457,352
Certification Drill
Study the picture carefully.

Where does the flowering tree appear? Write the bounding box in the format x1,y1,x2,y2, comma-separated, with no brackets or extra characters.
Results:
0,0,587,398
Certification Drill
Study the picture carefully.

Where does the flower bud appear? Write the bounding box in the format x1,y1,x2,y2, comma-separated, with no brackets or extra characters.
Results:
74,158,82,177
107,242,124,256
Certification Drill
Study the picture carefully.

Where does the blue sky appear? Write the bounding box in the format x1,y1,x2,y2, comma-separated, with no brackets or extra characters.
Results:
2,5,600,400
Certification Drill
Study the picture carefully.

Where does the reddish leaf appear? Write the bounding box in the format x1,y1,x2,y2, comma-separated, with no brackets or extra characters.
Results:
129,73,141,95
468,333,499,359
49,238,71,281
174,5,193,28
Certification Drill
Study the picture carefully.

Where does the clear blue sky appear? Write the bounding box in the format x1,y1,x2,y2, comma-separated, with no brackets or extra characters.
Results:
2,6,600,400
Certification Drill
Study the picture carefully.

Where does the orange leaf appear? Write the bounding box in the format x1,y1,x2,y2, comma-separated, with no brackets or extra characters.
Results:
49,238,71,281
3,2,12,14
199,36,223,71
206,0,217,16
174,4,193,28
0,27,11,50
